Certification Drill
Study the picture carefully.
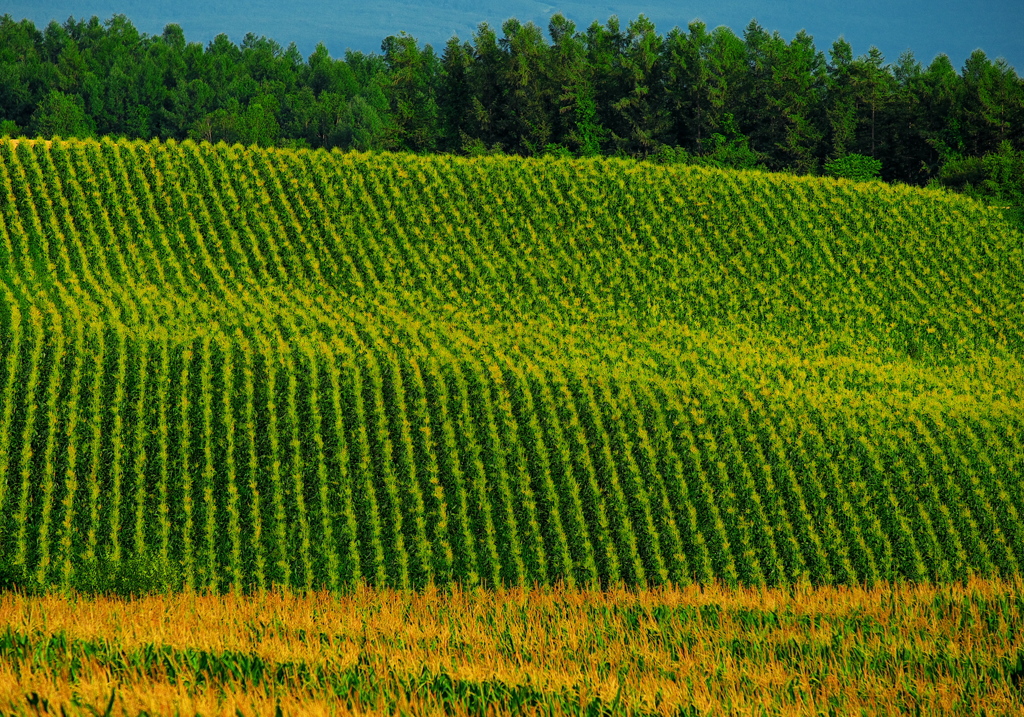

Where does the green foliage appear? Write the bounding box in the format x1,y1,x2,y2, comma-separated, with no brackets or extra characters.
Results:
189,98,282,147
935,140,1024,209
70,552,185,598
0,138,1021,595
348,93,392,151
650,131,765,170
934,154,987,190
461,134,505,156
1,11,1022,191
824,152,883,181
29,90,94,139
542,143,574,159
984,141,1024,205
0,557,31,593
382,32,440,152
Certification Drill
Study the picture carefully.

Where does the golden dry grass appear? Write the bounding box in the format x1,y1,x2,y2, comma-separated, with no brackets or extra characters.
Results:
0,578,1022,715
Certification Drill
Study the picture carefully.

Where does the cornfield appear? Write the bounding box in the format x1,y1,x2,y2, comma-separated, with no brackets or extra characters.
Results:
0,136,1022,593
2,579,1024,715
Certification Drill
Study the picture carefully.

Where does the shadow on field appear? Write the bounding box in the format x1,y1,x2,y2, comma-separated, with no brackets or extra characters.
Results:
0,553,184,599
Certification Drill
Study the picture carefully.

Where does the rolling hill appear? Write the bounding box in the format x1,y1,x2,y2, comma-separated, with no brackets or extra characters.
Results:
0,136,1022,592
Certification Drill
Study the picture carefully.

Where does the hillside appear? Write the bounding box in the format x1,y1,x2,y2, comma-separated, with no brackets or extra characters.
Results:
0,137,1022,592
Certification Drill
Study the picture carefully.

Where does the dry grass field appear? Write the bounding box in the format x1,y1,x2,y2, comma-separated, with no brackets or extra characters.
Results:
1,579,1024,715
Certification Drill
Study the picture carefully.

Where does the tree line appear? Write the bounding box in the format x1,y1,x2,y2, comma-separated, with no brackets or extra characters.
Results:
1,12,1022,203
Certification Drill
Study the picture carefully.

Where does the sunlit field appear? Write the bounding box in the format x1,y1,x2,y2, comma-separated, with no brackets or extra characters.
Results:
0,137,1022,715
2,579,1023,716
1,138,1022,595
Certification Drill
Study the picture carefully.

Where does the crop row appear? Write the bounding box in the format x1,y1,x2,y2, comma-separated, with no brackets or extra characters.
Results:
0,137,1021,590
0,319,1021,590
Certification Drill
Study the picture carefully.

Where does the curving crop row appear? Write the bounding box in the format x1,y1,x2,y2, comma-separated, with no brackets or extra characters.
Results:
0,137,1021,591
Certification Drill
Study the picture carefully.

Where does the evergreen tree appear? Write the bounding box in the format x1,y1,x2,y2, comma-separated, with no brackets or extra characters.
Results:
29,89,94,137
548,14,603,156
0,16,47,131
438,36,475,152
467,23,506,151
664,22,747,156
916,54,966,171
344,49,397,150
881,50,934,183
824,37,856,158
617,16,668,155
382,32,440,152
497,19,552,154
959,51,1022,155
741,22,825,172
585,16,628,150
848,47,895,160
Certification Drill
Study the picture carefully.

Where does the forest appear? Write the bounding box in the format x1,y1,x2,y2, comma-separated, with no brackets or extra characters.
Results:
0,12,1022,203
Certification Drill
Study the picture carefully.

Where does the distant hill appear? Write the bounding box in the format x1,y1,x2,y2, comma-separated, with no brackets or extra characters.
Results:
0,137,1022,592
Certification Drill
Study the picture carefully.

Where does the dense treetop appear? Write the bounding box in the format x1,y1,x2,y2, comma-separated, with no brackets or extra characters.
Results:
0,12,1022,204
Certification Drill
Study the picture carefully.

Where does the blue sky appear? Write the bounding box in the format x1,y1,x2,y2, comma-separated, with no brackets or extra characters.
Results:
4,0,1022,72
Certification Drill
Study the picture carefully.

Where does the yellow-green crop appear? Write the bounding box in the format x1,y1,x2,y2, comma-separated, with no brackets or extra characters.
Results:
0,137,1021,592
